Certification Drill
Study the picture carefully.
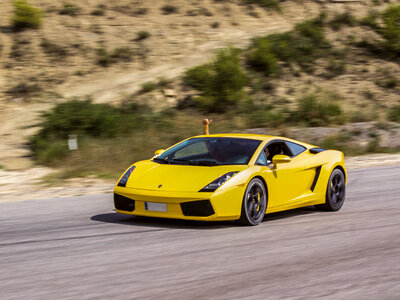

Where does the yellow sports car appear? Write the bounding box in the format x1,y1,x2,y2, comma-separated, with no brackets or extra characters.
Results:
114,134,346,226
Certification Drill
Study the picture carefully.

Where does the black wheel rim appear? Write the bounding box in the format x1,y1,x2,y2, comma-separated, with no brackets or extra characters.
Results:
246,183,265,222
330,174,345,204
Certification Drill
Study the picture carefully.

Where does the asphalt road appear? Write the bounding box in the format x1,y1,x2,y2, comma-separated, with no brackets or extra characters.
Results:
1,165,399,299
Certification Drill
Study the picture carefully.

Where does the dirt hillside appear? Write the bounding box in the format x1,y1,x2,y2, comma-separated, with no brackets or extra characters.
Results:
0,0,398,170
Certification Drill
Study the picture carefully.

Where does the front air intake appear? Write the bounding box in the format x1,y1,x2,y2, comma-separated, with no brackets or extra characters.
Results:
114,193,135,212
180,200,215,217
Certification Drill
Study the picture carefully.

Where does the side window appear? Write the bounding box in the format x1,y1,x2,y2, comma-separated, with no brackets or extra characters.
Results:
286,141,307,157
264,142,291,162
255,151,268,165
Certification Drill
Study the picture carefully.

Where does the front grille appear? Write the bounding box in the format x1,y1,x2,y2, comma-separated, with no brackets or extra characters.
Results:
180,200,215,217
114,193,135,212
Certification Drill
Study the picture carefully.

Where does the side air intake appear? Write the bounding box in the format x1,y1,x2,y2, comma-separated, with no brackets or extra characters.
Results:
180,200,215,217
114,193,135,211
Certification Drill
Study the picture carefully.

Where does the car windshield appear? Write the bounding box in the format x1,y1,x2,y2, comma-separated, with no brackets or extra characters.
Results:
154,137,262,166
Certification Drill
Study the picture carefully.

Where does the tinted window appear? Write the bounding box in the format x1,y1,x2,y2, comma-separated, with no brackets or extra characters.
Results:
156,137,262,165
174,141,208,158
256,151,268,165
286,141,307,157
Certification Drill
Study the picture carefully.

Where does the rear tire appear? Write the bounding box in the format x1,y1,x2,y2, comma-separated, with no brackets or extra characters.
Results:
239,178,267,226
319,168,346,211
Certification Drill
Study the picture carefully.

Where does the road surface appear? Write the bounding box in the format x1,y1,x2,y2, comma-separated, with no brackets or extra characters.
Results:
1,165,399,299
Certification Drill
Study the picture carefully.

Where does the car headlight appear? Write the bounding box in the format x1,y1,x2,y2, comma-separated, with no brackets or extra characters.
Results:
199,172,239,192
117,165,136,187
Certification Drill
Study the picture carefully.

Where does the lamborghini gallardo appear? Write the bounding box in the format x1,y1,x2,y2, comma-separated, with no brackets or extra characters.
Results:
114,134,346,225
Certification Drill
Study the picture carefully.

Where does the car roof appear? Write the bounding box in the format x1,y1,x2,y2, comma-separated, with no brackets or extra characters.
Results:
191,133,315,148
193,133,278,141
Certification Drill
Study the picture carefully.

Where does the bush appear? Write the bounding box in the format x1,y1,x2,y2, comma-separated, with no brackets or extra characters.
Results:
381,6,400,56
243,0,280,11
30,99,181,166
294,93,344,126
260,17,330,72
246,38,278,76
388,105,400,122
183,48,248,112
11,0,42,30
30,99,150,163
96,47,133,66
59,2,80,16
6,82,41,96
329,12,357,30
323,58,346,78
359,10,379,29
135,31,151,41
183,64,213,91
161,5,178,15
140,81,157,93
91,5,106,16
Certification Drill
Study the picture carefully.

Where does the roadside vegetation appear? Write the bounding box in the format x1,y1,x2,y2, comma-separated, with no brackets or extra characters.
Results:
27,5,400,179
11,0,42,30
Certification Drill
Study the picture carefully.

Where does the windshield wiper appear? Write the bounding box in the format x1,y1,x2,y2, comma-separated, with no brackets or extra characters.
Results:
192,160,222,166
170,158,195,165
153,157,170,164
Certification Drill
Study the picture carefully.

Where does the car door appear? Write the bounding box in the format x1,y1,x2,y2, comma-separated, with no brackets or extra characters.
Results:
258,140,315,208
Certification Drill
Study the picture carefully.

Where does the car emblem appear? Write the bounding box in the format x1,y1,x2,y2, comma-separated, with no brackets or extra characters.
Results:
158,184,162,188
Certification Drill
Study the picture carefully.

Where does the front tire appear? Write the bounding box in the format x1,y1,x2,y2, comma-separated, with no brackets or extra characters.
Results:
239,178,267,226
320,168,346,211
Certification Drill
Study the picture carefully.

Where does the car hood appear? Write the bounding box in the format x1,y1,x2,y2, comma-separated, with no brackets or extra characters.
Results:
125,160,247,192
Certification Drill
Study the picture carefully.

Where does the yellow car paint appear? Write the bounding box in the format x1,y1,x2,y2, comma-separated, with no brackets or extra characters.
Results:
114,133,347,222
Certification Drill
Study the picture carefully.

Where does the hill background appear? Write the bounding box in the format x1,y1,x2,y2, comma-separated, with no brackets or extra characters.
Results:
0,0,399,184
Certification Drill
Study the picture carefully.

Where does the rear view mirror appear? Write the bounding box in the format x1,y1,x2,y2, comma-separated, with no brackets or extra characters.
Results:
154,149,165,156
272,154,291,168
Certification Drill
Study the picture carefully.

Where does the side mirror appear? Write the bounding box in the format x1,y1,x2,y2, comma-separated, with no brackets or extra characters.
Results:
272,154,291,169
154,149,165,156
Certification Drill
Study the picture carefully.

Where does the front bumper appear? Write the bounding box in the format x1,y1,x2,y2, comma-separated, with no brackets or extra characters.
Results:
113,185,245,221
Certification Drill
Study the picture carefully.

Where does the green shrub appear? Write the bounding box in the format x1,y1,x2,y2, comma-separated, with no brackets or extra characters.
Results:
246,38,278,76
91,5,106,16
135,30,151,41
11,0,42,30
183,64,213,91
184,48,248,112
323,58,346,78
6,82,41,96
59,2,80,16
359,10,379,29
140,81,157,93
155,77,171,89
294,93,344,126
96,47,133,66
243,0,280,11
161,5,178,15
246,109,285,128
388,105,400,122
30,99,150,163
262,17,330,72
111,47,133,61
381,6,400,56
30,99,180,165
329,12,357,30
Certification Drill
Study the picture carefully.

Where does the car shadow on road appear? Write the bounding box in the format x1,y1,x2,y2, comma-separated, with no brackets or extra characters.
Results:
91,206,319,229
263,206,318,222
91,213,234,230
